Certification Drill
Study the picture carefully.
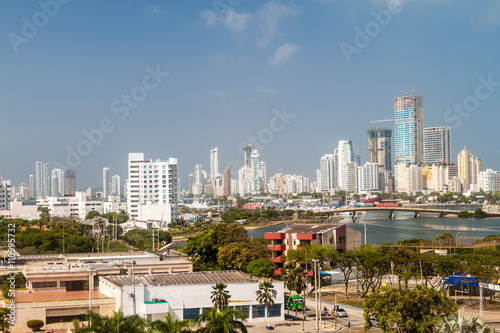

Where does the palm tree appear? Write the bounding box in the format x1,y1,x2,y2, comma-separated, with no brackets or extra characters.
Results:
435,313,491,333
256,281,277,329
195,307,247,333
149,312,193,333
211,283,231,312
73,309,146,333
282,262,306,318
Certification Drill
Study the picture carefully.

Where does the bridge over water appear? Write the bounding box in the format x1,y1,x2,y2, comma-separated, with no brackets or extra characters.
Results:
324,206,500,220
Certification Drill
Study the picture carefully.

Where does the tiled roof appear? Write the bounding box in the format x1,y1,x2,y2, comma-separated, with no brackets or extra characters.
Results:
102,270,253,288
15,291,107,303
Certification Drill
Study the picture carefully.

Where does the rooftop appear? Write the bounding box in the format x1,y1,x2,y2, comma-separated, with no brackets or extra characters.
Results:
15,290,107,303
102,270,253,288
274,223,343,234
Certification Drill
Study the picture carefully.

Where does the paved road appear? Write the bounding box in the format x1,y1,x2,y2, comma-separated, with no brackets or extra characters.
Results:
247,300,382,333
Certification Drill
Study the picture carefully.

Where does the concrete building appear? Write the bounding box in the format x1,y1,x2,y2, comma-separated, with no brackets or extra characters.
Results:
265,224,361,275
0,177,11,210
457,148,482,192
65,169,76,196
210,147,219,181
394,92,424,163
424,126,452,164
36,161,43,198
43,162,51,198
341,162,357,193
395,162,423,194
223,166,231,197
103,167,110,200
335,140,354,190
10,200,41,220
422,164,458,193
100,270,284,322
111,174,121,196
358,162,379,192
29,174,35,199
127,153,179,223
320,154,335,193
478,169,500,193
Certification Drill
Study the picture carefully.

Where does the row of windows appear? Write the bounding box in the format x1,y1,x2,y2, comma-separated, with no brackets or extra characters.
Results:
33,281,57,288
183,304,281,320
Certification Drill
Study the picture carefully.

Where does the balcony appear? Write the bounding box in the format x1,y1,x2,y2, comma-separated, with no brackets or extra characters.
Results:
267,244,286,251
265,233,285,240
270,256,283,263
296,233,316,240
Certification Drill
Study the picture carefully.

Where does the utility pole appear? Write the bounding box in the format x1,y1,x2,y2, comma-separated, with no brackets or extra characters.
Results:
89,267,92,328
132,260,136,315
312,259,318,331
364,222,367,245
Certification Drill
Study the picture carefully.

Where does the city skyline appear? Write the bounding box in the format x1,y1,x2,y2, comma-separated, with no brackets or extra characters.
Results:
1,1,500,188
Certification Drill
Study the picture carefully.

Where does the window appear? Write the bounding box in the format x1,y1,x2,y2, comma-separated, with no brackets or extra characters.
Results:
233,305,250,318
183,308,199,320
252,305,266,318
202,307,212,314
269,304,281,317
33,281,57,288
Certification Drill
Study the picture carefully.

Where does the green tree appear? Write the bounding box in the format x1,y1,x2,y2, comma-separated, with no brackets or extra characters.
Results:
355,245,390,296
256,281,277,329
435,232,454,241
85,210,101,220
435,313,491,333
73,309,146,333
195,307,247,333
282,262,306,319
26,319,44,331
149,312,193,333
0,307,12,332
246,259,275,278
217,241,270,270
363,285,459,332
211,283,231,312
337,251,356,297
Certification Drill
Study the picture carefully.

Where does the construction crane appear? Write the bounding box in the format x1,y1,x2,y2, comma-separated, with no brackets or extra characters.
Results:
370,119,394,131
405,89,415,97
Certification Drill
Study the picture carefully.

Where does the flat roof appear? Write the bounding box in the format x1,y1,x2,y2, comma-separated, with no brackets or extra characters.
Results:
15,290,108,303
102,270,253,288
275,223,343,234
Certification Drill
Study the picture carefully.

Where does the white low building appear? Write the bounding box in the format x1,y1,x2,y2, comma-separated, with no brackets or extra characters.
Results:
99,271,285,323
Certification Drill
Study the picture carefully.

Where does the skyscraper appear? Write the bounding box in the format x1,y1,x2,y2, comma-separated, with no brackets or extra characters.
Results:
319,154,335,193
210,147,219,180
29,174,35,199
358,162,379,192
336,140,354,190
111,175,121,196
457,148,470,187
394,92,424,163
65,169,76,196
103,167,110,199
424,126,452,164
223,167,231,197
35,162,43,198
457,148,482,191
42,163,51,197
50,169,65,197
243,144,252,168
367,129,392,171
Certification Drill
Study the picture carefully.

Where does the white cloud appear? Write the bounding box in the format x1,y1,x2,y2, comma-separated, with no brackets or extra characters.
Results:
200,10,218,26
200,9,251,32
253,86,277,94
210,89,229,99
256,1,300,48
268,43,300,65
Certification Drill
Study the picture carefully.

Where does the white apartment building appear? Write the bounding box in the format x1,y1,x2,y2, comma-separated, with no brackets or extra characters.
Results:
127,153,179,223
320,154,335,193
37,192,104,220
478,169,500,193
357,162,379,192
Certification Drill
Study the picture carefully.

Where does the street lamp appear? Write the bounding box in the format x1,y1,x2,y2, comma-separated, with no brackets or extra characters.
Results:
312,259,319,331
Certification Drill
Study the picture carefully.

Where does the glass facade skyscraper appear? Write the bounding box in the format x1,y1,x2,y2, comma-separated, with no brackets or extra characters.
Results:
394,93,424,163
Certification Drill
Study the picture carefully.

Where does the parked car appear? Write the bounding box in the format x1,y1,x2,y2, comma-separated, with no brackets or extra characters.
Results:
336,308,348,317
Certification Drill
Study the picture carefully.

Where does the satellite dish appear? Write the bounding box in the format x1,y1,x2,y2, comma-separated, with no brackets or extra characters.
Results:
159,242,173,254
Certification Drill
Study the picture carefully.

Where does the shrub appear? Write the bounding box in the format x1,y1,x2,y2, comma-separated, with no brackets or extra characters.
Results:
26,319,44,331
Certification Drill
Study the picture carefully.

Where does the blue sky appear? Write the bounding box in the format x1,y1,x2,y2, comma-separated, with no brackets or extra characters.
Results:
1,0,500,190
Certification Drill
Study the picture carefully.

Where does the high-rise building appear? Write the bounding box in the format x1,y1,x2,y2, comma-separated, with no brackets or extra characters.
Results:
210,147,219,180
111,175,121,196
424,126,452,164
243,144,252,168
368,129,392,171
457,148,482,191
42,163,51,197
336,140,354,190
65,169,76,196
357,162,379,192
0,178,11,210
223,167,231,197
29,174,35,199
103,167,110,199
251,150,264,195
394,92,424,163
478,169,500,193
319,154,335,193
50,169,65,197
35,161,43,198
127,153,179,221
